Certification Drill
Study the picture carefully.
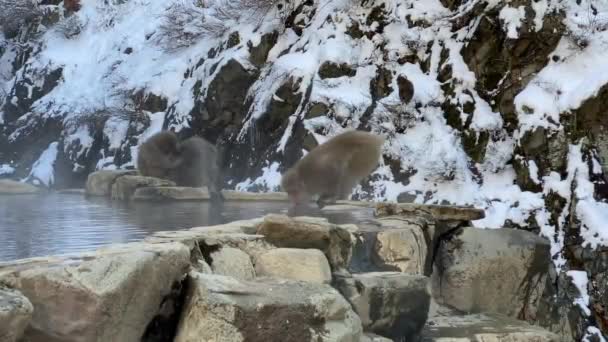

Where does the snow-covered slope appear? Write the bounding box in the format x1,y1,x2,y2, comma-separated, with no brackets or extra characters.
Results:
1,0,608,339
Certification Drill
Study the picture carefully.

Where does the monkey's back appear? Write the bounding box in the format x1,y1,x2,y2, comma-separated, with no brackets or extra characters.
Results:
296,130,384,191
137,132,178,178
172,136,219,188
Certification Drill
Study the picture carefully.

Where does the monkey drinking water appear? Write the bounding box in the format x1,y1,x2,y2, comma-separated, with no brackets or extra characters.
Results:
281,130,385,209
168,136,224,202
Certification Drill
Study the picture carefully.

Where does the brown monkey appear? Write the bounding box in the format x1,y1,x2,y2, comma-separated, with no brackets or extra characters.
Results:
281,130,385,208
137,131,182,179
168,136,224,202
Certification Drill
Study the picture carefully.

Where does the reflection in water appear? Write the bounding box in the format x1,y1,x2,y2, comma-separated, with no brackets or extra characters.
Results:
0,193,374,262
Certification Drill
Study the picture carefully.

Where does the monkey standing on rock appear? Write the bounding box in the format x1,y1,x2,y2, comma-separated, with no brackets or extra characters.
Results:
137,131,224,202
281,130,385,209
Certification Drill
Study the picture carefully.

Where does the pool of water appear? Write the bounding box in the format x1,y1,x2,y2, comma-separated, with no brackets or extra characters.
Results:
0,193,374,262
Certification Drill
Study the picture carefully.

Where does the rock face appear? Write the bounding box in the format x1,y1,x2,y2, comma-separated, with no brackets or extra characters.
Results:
0,179,41,194
334,272,430,340
175,273,363,342
255,248,332,284
0,285,34,342
257,214,353,270
422,311,560,342
84,170,136,196
133,186,211,201
111,175,175,200
209,246,255,281
434,226,551,321
0,242,190,342
373,219,428,274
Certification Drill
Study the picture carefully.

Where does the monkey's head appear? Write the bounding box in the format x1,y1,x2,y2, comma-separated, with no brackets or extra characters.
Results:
156,132,181,159
281,168,307,205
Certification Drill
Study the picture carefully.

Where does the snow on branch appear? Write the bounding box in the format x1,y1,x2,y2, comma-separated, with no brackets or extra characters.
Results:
155,0,284,51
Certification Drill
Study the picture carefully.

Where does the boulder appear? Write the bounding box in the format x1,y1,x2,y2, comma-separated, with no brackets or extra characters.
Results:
133,186,211,201
255,248,332,284
373,220,428,274
333,272,430,340
375,202,485,221
222,190,288,201
110,175,175,200
209,247,255,280
84,170,136,196
0,242,190,342
0,285,34,342
257,214,353,270
0,179,41,194
434,226,551,320
175,273,362,342
421,311,560,341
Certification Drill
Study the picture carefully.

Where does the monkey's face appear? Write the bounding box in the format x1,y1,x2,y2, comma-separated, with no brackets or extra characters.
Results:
281,170,307,205
159,136,181,159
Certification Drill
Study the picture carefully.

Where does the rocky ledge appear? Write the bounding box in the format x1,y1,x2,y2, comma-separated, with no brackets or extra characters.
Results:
0,190,564,342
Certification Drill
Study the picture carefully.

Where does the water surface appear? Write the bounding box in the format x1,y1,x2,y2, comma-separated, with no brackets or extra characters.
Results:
0,193,373,262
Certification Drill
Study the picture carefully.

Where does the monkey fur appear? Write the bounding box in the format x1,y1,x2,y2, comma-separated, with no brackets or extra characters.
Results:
281,130,385,208
137,131,182,179
168,136,224,201
137,131,224,202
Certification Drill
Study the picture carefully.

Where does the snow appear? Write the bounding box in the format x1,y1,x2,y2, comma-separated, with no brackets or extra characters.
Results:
0,164,15,176
235,161,282,192
499,6,526,39
26,142,59,187
567,270,591,317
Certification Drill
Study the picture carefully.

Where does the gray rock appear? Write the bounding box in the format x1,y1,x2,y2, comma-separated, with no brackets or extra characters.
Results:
222,190,288,201
0,242,191,342
210,247,255,280
110,175,175,200
333,272,430,340
434,226,550,321
361,332,393,342
84,170,136,196
375,202,485,221
373,219,428,274
257,214,353,270
421,311,560,341
0,179,41,195
175,273,362,342
255,248,332,284
0,285,33,342
133,186,211,201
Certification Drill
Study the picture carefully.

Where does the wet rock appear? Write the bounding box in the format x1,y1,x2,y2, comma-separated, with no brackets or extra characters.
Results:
255,248,332,284
333,272,430,340
248,31,278,67
85,170,137,196
133,186,211,201
0,285,34,342
221,190,288,201
257,214,353,270
375,202,485,221
0,242,191,342
175,273,362,342
209,247,255,281
434,226,551,321
111,175,175,200
373,221,428,274
0,179,41,194
422,311,560,341
318,61,356,79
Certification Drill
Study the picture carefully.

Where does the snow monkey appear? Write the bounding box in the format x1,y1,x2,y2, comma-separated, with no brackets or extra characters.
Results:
168,136,225,202
281,130,385,208
137,131,182,179
137,132,224,202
